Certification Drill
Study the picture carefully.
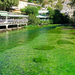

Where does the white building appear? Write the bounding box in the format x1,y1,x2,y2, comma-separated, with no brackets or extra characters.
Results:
27,2,41,7
18,0,28,9
37,8,49,21
10,0,28,13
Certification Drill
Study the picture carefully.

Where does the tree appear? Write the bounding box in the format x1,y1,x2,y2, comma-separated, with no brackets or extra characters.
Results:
69,0,75,26
37,6,41,10
38,0,43,4
0,0,19,10
71,0,75,6
28,0,32,2
21,6,38,15
49,0,53,3
47,7,70,24
47,7,55,23
28,14,40,25
55,2,63,10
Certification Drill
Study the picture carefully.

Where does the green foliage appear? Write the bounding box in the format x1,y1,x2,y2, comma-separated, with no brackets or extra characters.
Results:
0,0,19,10
55,2,63,10
28,14,40,25
37,6,41,10
70,0,75,6
47,7,54,23
20,8,25,12
58,0,62,3
42,2,45,7
47,7,70,24
28,0,32,2
21,6,38,15
49,0,53,3
47,7,55,19
47,6,52,10
38,0,43,4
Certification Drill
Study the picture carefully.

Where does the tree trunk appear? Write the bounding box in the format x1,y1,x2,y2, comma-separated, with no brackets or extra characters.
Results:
4,6,6,11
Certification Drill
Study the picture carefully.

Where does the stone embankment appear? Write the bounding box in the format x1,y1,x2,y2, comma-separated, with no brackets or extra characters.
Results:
0,27,23,33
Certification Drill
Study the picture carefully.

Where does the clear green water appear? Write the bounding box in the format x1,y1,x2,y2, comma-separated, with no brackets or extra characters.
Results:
0,26,56,52
0,26,75,75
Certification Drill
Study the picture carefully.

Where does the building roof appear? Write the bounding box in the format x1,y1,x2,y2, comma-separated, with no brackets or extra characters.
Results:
8,14,28,17
0,11,8,16
0,11,28,17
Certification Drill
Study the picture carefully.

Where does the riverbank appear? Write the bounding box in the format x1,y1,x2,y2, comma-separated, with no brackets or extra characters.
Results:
0,27,24,33
0,24,59,33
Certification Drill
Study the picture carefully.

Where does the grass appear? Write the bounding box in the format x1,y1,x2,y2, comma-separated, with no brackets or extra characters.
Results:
0,26,75,75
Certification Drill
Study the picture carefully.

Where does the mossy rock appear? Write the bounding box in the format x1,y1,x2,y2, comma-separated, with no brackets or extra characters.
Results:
33,57,48,63
57,40,74,44
34,45,55,50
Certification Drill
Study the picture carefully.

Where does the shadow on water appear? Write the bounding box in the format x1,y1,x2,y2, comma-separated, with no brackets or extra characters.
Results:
0,26,57,52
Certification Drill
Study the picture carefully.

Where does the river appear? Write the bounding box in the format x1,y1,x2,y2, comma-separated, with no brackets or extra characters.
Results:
0,26,56,52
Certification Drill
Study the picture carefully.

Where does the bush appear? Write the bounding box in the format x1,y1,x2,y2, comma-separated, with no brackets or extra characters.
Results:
28,14,40,25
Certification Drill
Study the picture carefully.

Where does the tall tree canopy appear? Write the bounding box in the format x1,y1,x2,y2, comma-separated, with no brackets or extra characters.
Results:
55,2,63,10
71,0,75,6
21,6,38,15
0,0,19,10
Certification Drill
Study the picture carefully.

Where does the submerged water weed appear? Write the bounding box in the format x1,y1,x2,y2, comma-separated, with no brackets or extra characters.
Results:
34,45,55,50
66,36,75,39
33,56,48,63
57,40,74,44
